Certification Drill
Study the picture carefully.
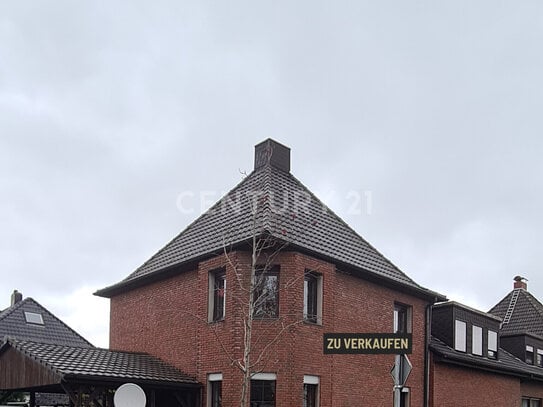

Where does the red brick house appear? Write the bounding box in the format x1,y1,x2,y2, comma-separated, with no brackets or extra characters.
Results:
429,277,543,407
96,139,445,406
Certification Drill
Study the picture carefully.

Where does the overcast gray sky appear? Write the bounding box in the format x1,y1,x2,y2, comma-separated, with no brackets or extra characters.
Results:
1,1,542,347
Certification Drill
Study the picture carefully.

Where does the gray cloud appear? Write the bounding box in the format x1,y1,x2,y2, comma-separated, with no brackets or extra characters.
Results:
1,0,542,346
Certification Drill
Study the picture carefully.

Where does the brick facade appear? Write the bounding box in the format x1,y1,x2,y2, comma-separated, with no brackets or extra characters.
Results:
110,250,430,406
429,359,520,407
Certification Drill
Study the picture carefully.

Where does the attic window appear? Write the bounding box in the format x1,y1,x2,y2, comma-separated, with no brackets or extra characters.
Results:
24,312,44,325
526,346,534,364
454,320,467,352
488,330,498,359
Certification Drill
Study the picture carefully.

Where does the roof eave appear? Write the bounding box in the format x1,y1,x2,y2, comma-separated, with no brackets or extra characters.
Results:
97,238,445,303
63,374,201,389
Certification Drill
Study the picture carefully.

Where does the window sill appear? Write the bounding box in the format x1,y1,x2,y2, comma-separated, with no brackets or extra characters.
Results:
209,318,225,324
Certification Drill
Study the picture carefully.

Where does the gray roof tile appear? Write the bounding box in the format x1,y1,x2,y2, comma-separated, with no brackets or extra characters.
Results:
0,298,92,348
98,164,440,298
430,337,543,379
489,289,543,337
3,338,198,385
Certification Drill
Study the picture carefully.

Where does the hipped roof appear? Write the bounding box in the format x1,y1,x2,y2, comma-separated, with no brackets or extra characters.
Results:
490,288,543,338
96,142,443,301
0,298,92,348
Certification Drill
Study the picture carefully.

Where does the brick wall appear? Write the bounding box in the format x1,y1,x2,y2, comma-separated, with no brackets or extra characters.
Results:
429,358,520,407
110,250,430,406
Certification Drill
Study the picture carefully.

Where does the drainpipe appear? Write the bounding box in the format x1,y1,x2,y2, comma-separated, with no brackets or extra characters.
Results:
423,301,434,407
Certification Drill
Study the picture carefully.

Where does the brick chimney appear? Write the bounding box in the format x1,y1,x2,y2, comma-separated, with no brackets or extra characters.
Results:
254,139,291,173
513,276,527,290
11,289,22,306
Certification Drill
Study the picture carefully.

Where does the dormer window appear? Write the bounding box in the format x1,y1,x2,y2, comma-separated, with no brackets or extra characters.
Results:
472,325,483,356
454,320,467,352
537,349,543,367
488,330,498,359
526,346,534,364
24,312,44,325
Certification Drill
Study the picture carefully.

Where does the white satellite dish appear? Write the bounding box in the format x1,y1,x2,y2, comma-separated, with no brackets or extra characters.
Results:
114,383,147,407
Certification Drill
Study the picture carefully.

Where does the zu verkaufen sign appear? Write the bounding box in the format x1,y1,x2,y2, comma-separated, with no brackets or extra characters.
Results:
323,333,412,354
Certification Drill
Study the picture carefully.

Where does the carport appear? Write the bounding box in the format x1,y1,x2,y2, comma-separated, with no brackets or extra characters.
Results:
0,338,201,407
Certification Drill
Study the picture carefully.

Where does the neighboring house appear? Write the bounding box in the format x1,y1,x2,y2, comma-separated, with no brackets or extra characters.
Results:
96,139,445,406
429,278,543,407
0,290,92,348
0,291,200,407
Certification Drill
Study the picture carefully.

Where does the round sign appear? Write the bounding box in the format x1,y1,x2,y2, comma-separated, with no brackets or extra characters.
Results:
114,383,146,407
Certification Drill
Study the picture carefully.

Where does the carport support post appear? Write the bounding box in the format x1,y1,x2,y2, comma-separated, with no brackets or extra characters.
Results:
148,389,156,407
29,391,35,407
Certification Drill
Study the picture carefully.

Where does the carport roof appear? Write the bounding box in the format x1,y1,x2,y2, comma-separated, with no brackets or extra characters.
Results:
0,337,199,390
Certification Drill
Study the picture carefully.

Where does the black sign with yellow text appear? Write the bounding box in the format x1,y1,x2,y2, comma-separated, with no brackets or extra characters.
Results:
323,333,412,354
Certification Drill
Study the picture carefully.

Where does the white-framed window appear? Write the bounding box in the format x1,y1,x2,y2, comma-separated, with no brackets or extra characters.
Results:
304,271,323,324
527,345,535,364
454,320,466,352
208,268,226,322
207,373,222,407
488,330,498,358
537,349,543,367
394,303,412,334
303,375,319,407
472,325,483,356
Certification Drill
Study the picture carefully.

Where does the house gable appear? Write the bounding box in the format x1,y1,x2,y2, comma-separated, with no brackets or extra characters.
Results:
96,139,443,302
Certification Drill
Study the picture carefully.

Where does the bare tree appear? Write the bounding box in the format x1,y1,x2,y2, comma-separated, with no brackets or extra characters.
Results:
212,187,317,407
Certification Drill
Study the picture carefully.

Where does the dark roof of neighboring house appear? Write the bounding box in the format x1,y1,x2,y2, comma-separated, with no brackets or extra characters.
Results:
0,298,92,348
96,140,444,301
0,338,199,387
430,337,543,381
489,288,543,337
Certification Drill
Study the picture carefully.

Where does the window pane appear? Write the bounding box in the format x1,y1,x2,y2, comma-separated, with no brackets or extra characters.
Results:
250,380,276,407
472,326,482,356
537,350,543,367
488,330,498,351
527,346,534,364
213,271,226,321
210,381,222,407
304,272,318,323
455,320,466,352
24,312,44,325
394,304,411,334
254,269,279,318
303,384,318,407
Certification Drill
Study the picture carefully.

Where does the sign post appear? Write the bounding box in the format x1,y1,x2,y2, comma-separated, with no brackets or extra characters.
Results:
390,354,412,407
